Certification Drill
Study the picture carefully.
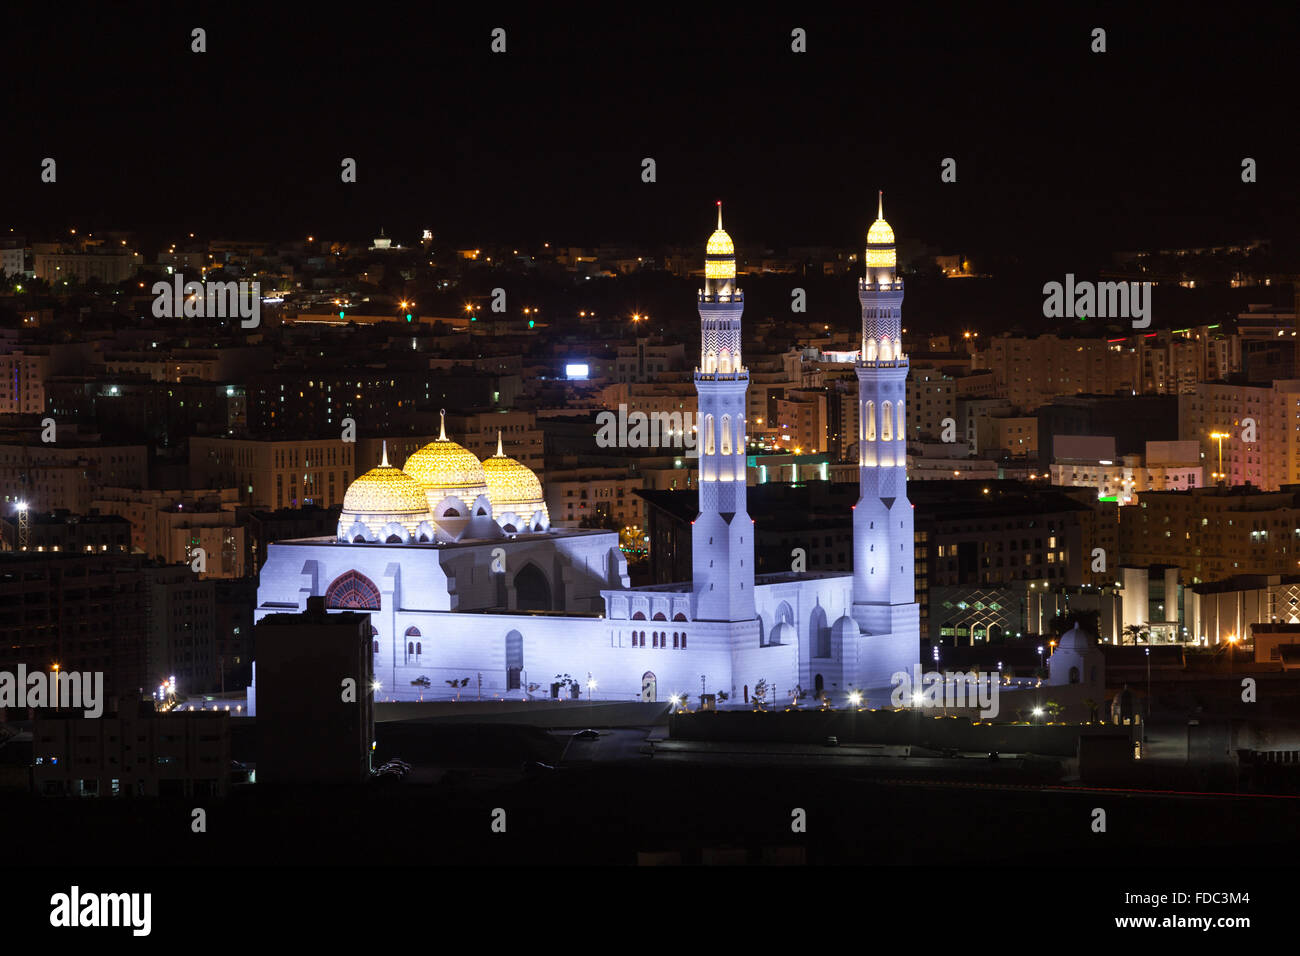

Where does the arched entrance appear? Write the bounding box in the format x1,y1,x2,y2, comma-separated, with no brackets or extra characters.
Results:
514,563,552,611
814,673,824,699
641,671,657,703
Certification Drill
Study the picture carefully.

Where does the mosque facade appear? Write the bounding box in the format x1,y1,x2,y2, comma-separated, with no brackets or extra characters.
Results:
254,200,919,704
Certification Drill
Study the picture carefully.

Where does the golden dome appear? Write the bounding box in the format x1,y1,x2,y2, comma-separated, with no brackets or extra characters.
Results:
402,411,490,506
866,190,895,246
482,432,549,526
341,443,432,516
706,201,736,279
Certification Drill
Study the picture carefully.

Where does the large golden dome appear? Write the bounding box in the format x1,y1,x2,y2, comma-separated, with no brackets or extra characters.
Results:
337,442,435,542
342,450,431,516
482,432,548,529
402,411,490,509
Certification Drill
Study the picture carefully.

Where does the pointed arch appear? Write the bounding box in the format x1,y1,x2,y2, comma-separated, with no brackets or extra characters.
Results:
881,401,893,442
718,348,732,374
514,563,552,611
705,415,715,456
865,401,876,441
325,570,381,610
810,604,830,659
896,400,905,440
720,414,732,455
879,338,892,361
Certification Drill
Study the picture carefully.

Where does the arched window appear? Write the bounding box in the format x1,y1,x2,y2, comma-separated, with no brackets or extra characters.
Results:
673,632,679,648
639,632,646,647
894,338,902,359
416,642,421,655
653,633,659,648
896,401,905,440
325,570,381,611
407,641,414,655
734,417,744,451
385,533,403,544
680,632,687,648
864,401,876,441
880,338,892,361
719,349,731,374
705,350,717,373
672,612,687,622
881,401,893,442
442,507,460,517
653,612,667,621
705,415,715,456
372,640,379,654
506,630,523,690
720,415,731,455
632,611,646,620
866,339,878,361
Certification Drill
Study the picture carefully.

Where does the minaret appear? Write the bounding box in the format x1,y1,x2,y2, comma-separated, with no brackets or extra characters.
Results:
852,193,917,639
692,202,755,621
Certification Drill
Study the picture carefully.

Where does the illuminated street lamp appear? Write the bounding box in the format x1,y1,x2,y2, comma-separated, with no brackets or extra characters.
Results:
1210,431,1230,484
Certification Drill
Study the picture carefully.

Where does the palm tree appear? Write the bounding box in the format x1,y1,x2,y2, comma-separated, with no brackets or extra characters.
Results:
1122,623,1150,646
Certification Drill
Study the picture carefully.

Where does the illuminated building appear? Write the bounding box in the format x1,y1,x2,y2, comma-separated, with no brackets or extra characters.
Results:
849,192,922,688
253,203,918,703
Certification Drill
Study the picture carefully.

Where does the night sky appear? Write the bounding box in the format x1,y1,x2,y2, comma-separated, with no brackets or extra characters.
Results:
5,4,1296,257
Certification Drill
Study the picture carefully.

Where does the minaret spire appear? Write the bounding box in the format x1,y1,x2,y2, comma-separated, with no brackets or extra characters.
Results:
438,409,447,441
496,430,504,457
877,190,883,221
693,202,753,623
380,439,389,468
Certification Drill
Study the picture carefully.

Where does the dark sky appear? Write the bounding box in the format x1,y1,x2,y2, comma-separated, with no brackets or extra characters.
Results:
5,3,1296,257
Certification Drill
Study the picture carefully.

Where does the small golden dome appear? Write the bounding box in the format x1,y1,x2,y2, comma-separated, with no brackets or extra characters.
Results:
706,201,735,256
482,432,548,526
866,190,895,246
403,411,489,505
342,444,431,516
706,229,734,256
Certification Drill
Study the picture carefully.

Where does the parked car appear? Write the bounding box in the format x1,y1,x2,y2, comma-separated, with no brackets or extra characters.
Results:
572,729,599,740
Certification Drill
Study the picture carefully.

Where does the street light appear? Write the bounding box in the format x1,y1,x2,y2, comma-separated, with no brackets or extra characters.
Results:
1144,646,1151,756
1210,431,1230,484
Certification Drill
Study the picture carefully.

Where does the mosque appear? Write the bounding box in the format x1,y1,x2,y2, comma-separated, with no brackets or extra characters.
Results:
253,198,919,704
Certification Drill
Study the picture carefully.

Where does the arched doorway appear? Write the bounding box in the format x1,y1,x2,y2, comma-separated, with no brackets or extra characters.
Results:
814,674,824,699
641,671,657,703
506,630,523,690
514,563,552,611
